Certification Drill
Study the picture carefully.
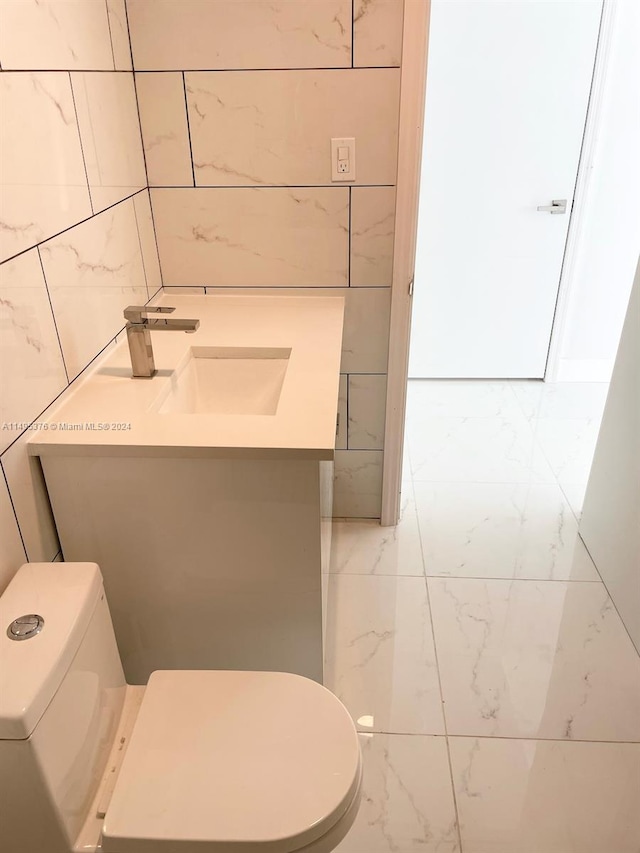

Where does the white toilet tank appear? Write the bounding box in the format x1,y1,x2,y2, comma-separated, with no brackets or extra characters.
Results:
0,562,126,853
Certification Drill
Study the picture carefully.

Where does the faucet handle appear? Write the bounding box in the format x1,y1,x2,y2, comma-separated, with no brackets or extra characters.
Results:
124,305,176,324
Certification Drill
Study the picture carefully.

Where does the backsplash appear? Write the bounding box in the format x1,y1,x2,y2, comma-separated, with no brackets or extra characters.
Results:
0,0,161,590
129,0,402,518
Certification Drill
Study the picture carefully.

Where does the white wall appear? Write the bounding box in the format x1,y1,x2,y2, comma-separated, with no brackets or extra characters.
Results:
554,0,640,382
580,259,640,652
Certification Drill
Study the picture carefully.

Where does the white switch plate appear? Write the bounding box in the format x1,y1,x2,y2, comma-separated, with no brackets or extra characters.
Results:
331,137,355,182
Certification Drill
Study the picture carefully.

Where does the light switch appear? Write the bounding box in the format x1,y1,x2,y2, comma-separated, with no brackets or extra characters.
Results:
331,137,356,182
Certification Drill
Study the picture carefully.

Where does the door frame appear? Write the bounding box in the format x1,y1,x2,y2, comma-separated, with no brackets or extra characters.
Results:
381,0,607,525
380,0,431,526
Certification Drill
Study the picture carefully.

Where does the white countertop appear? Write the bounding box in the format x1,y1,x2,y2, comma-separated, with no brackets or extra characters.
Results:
29,294,345,460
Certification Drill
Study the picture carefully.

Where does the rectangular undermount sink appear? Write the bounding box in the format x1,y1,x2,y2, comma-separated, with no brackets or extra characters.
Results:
155,346,291,415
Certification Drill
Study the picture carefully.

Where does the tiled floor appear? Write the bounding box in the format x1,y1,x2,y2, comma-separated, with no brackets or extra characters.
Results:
326,380,640,853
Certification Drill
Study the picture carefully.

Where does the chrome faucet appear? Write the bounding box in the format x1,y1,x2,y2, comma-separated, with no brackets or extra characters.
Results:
124,305,200,378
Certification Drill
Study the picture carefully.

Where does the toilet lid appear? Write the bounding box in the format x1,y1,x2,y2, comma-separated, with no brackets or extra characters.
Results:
102,670,361,853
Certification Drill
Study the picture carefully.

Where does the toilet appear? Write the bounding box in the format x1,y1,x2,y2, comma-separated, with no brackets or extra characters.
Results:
0,562,362,853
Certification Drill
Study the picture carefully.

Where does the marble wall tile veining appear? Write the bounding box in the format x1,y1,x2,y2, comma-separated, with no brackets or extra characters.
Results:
186,70,400,187
414,482,600,581
341,288,391,374
133,191,163,297
325,574,445,735
353,0,404,68
127,0,352,71
106,0,133,71
335,734,460,853
350,187,396,286
333,450,384,518
71,72,146,213
429,578,640,741
151,188,349,287
450,738,640,853
336,374,348,451
1,431,60,563
348,374,387,450
0,72,91,262
0,473,26,594
40,199,148,380
0,0,114,70
0,250,68,454
136,72,193,187
330,490,424,577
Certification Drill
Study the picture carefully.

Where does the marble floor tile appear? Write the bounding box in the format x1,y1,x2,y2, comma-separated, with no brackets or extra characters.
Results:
531,417,601,486
330,492,424,576
325,575,445,735
559,482,588,520
408,416,556,484
402,445,412,481
414,482,599,581
428,578,640,740
336,734,460,853
450,737,640,853
407,380,524,420
510,380,609,422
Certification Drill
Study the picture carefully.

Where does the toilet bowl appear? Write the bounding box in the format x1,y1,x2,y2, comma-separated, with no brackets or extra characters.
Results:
0,563,361,853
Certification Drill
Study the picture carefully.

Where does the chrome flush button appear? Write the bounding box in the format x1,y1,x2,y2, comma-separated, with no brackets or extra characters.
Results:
7,614,44,641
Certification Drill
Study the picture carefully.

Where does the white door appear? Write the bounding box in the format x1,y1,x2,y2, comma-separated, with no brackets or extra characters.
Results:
409,0,602,379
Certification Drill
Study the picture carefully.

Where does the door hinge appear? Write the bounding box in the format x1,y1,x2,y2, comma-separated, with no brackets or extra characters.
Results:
408,277,414,296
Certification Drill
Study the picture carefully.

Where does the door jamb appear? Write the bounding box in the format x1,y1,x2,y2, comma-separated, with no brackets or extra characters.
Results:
380,0,431,526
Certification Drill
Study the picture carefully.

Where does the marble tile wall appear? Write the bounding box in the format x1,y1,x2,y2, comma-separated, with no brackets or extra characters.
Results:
131,0,403,518
0,0,161,589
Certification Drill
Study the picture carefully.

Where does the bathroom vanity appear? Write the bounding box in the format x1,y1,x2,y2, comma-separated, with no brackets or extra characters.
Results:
30,294,344,684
